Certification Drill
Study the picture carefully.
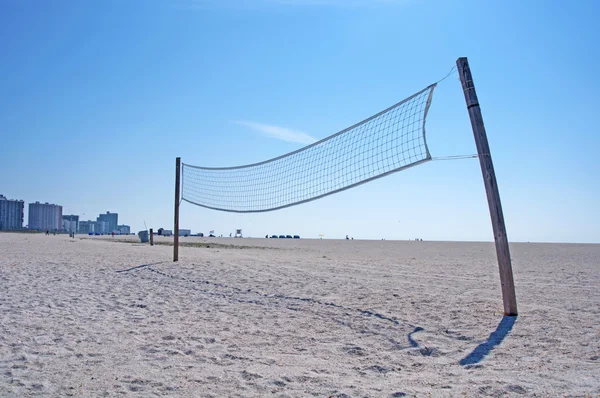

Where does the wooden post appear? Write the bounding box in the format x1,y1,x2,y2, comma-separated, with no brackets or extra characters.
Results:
174,157,181,262
456,57,518,316
149,228,154,246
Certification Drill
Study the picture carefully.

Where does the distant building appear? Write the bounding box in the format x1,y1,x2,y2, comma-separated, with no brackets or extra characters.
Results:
97,211,118,234
97,221,111,234
79,220,98,234
62,214,79,233
29,201,62,231
117,225,130,235
0,195,24,230
179,229,191,236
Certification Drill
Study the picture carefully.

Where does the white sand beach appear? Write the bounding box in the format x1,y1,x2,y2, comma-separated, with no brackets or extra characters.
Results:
1,232,599,397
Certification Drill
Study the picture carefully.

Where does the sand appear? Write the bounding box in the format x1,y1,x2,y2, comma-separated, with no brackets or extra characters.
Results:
0,232,599,397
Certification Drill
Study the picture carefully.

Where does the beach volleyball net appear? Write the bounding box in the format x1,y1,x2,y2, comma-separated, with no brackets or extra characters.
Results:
181,84,436,213
172,58,518,316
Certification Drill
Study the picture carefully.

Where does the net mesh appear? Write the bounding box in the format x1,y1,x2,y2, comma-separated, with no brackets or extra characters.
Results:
182,84,436,213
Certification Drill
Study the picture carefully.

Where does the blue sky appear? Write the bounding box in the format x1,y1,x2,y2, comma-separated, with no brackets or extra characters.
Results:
1,0,599,242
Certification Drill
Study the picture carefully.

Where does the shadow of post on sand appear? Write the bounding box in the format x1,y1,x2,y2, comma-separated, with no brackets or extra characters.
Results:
459,315,516,366
407,326,424,347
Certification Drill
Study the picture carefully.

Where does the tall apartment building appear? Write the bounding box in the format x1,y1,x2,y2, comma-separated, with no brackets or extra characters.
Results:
97,211,118,233
62,214,79,233
29,202,63,231
0,194,25,230
78,220,97,234
117,225,130,234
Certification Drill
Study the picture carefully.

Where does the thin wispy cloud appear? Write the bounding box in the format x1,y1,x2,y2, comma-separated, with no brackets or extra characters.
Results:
235,121,317,145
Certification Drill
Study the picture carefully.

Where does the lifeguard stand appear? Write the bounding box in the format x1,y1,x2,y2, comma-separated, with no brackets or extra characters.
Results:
234,229,243,238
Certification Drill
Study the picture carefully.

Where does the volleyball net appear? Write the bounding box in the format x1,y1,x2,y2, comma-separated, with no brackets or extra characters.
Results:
181,84,436,213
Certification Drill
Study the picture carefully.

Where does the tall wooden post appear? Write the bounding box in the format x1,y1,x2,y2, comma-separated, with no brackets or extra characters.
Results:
174,157,181,262
149,228,154,246
456,57,517,316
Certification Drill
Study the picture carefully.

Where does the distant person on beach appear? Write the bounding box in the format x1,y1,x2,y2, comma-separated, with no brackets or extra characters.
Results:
111,232,114,238
45,229,49,236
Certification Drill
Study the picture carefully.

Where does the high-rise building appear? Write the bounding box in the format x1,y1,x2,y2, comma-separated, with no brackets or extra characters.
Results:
97,221,110,234
97,211,118,233
117,225,130,234
29,202,63,231
62,214,79,233
78,220,98,234
0,195,24,230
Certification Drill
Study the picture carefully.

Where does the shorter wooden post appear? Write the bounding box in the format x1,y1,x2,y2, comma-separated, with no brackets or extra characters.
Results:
174,157,181,262
150,228,154,246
